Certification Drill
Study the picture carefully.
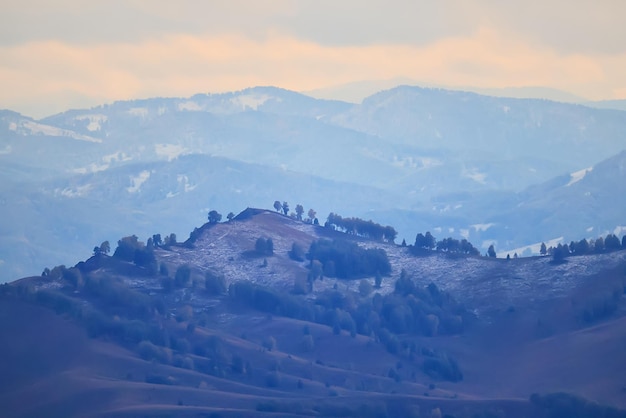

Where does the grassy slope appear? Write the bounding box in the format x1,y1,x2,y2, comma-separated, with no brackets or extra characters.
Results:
1,211,625,417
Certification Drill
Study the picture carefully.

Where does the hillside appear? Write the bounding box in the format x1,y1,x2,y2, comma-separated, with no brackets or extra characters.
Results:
2,209,626,417
2,85,626,282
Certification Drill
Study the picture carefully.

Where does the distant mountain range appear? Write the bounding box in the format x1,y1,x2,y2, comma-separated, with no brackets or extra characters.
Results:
1,85,625,282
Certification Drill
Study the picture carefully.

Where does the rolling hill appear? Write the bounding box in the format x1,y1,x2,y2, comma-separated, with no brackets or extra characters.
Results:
1,209,625,417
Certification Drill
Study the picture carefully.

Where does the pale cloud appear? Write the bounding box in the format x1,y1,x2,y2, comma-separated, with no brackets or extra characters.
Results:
1,24,625,117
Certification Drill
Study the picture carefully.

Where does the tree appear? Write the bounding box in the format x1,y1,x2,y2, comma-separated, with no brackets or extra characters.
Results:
205,271,226,295
226,212,235,222
295,204,304,221
487,244,496,258
540,242,547,256
208,210,222,224
164,233,177,246
100,240,110,255
594,237,605,252
552,244,567,263
359,279,373,297
255,238,273,256
605,234,621,251
573,238,589,255
152,234,162,247
289,242,305,261
273,200,282,212
175,265,192,288
307,208,316,223
282,201,289,215
266,238,274,255
113,235,142,261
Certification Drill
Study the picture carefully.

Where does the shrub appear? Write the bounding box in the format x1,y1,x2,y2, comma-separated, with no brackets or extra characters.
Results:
205,270,227,295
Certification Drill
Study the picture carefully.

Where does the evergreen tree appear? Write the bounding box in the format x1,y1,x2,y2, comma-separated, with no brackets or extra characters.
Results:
273,200,282,212
605,234,621,251
540,242,547,256
295,204,304,221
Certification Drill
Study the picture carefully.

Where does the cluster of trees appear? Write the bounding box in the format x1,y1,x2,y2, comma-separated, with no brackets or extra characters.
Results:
410,232,481,256
93,240,110,256
307,239,391,280
541,233,626,262
226,267,466,381
112,235,158,274
272,200,318,223
325,213,397,243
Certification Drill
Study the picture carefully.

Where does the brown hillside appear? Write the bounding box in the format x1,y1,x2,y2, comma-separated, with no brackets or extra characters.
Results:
1,209,626,417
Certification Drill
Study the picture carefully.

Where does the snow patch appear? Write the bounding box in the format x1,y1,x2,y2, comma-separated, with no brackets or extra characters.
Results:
16,120,101,142
462,167,487,184
392,156,442,170
127,170,150,193
177,101,203,111
102,151,132,164
566,166,592,186
55,184,92,198
0,145,12,155
502,105,510,114
502,237,564,258
8,122,17,131
586,226,594,233
471,223,494,232
230,94,275,110
155,144,188,161
177,174,196,193
611,226,625,236
71,163,110,174
75,114,107,131
128,107,149,117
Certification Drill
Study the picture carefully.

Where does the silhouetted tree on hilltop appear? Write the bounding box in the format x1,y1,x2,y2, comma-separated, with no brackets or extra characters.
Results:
295,204,304,221
208,210,222,224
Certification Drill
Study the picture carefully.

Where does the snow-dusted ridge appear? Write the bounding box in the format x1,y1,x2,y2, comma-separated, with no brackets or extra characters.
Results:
10,119,101,143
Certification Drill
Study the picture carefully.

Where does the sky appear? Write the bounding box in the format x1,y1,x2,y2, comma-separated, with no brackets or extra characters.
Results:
1,0,625,118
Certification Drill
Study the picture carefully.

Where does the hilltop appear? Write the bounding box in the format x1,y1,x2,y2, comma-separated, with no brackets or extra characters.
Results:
1,208,626,417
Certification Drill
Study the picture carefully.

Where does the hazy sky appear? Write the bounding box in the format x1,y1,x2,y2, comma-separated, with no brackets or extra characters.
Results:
1,0,625,117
